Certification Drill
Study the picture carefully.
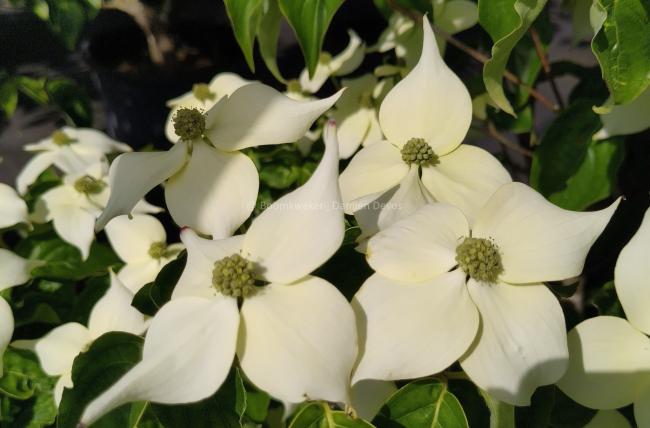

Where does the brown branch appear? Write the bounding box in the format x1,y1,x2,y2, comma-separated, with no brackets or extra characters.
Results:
529,27,565,109
384,1,559,113
482,122,534,158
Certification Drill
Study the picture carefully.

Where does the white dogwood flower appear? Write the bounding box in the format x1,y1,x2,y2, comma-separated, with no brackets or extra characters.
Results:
16,127,131,194
0,183,29,228
298,30,365,94
164,73,251,143
105,214,183,293
558,207,650,427
95,83,342,239
37,162,161,259
332,74,385,159
352,182,620,405
79,123,357,426
340,18,510,239
33,272,147,406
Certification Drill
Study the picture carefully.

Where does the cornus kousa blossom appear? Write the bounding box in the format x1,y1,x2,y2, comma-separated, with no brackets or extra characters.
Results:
340,19,510,240
32,272,146,405
95,82,342,238
164,72,250,143
558,207,650,427
36,162,161,259
352,182,620,405
79,123,358,425
105,214,183,293
16,127,131,194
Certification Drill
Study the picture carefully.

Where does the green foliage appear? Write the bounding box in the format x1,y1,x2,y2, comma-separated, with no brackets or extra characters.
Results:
530,99,624,210
223,0,265,72
516,385,596,428
373,379,468,428
479,0,548,115
591,0,650,105
290,402,374,428
57,332,146,428
278,0,345,78
131,251,187,316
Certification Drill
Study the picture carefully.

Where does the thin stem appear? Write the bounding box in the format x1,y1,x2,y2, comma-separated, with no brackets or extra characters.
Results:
529,27,565,109
474,122,534,158
384,1,559,113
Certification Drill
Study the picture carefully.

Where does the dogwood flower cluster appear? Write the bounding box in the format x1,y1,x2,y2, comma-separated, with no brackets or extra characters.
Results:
0,13,642,427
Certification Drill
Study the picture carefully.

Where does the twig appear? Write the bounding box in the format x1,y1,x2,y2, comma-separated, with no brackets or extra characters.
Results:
529,27,565,109
481,122,533,158
384,1,559,113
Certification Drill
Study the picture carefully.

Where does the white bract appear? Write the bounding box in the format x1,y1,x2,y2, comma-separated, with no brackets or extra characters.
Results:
105,214,183,293
298,30,365,94
558,207,650,428
340,18,510,240
594,88,650,140
332,74,385,159
16,127,131,195
352,182,619,405
164,72,251,143
0,183,29,229
36,162,161,260
80,123,358,426
95,82,342,239
33,272,146,405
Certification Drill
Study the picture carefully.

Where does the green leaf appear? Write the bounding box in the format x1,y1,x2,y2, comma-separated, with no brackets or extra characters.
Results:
290,402,375,428
0,78,18,117
15,76,49,104
373,379,468,428
224,0,265,71
478,390,515,428
589,280,626,317
479,0,548,115
57,332,145,428
46,78,93,127
530,99,624,210
258,0,286,82
131,251,187,316
152,368,246,428
591,0,650,105
242,383,271,423
260,164,301,189
515,385,597,428
46,0,87,50
278,0,345,78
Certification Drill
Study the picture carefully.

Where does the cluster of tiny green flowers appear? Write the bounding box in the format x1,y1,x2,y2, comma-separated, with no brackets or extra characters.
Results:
173,107,206,141
455,237,504,284
73,175,105,195
401,137,440,166
51,130,76,146
212,254,257,298
192,83,216,102
148,241,169,259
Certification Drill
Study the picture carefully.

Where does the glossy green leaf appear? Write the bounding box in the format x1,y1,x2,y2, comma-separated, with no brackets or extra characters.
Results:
131,251,187,316
290,402,375,428
0,79,18,117
224,0,265,71
57,332,146,428
152,368,246,428
479,0,548,115
278,0,345,78
591,0,650,105
45,0,87,50
479,390,515,428
46,78,93,127
15,76,49,104
530,99,624,210
373,379,468,428
258,0,285,82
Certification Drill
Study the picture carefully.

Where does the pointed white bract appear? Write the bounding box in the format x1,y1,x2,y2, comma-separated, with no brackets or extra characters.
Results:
594,88,650,139
0,298,14,377
16,127,131,194
105,214,182,293
353,182,619,405
33,273,146,406
80,122,358,426
340,19,510,239
0,249,42,291
0,183,29,228
558,207,650,428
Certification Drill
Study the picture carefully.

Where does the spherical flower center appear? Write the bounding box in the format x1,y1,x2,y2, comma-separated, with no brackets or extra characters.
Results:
73,175,105,195
212,254,257,298
455,237,503,284
401,138,439,166
192,83,216,103
51,130,76,146
148,241,168,259
173,107,205,141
